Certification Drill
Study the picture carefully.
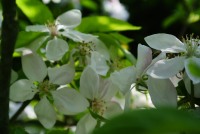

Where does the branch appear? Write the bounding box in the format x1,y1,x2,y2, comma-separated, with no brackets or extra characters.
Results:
0,0,18,133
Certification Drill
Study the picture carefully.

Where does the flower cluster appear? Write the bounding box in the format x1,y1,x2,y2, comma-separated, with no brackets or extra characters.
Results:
9,9,200,134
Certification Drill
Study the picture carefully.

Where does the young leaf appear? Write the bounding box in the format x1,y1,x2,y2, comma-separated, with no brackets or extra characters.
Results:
16,0,54,24
77,16,141,33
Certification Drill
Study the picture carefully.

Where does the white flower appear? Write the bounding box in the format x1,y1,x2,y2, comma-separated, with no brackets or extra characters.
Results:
145,33,200,84
26,9,96,61
76,66,122,134
10,49,89,128
73,37,110,76
183,72,200,98
111,44,177,108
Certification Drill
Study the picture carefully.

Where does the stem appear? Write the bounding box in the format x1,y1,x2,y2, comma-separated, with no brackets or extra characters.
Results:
10,100,31,123
0,0,18,133
190,80,195,109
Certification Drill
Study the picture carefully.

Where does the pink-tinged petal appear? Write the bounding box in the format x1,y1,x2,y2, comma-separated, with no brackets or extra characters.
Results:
34,96,56,129
147,76,177,108
145,33,185,53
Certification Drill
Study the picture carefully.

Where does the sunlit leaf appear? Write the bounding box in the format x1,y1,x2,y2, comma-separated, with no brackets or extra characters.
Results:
93,108,200,134
15,31,46,49
77,16,141,33
16,0,54,24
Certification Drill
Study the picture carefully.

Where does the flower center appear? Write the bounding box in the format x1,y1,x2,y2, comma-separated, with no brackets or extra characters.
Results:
78,41,96,56
37,80,57,97
46,21,58,37
182,34,200,58
91,99,107,116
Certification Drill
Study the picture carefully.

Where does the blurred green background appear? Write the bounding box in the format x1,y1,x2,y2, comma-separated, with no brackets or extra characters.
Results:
25,0,200,56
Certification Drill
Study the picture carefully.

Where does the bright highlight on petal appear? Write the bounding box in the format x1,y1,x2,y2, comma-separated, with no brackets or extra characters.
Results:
144,33,185,53
57,9,81,28
147,57,185,79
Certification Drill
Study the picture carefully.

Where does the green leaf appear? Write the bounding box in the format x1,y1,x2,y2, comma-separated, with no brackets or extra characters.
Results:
46,128,69,134
185,57,200,84
15,31,46,49
16,0,54,24
97,33,136,64
80,0,98,11
10,126,28,134
77,16,141,33
109,33,133,44
93,108,200,134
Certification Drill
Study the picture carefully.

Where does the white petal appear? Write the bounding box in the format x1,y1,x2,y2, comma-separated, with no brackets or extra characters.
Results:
22,50,47,82
144,33,185,53
110,66,136,95
26,25,49,32
34,96,56,129
61,30,96,42
52,87,89,115
103,101,123,119
76,114,97,134
28,36,49,51
98,78,117,101
136,44,152,77
90,52,109,76
80,66,99,100
147,76,177,108
10,70,18,84
92,38,110,60
57,9,81,28
48,62,75,85
46,38,69,61
184,57,200,84
147,57,185,79
10,79,37,102
183,72,200,98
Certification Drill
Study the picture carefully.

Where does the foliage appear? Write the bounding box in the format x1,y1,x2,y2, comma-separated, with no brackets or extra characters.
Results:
1,0,200,134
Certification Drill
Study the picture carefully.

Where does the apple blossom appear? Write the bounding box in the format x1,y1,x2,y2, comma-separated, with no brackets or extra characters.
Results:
10,49,89,128
145,33,200,84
